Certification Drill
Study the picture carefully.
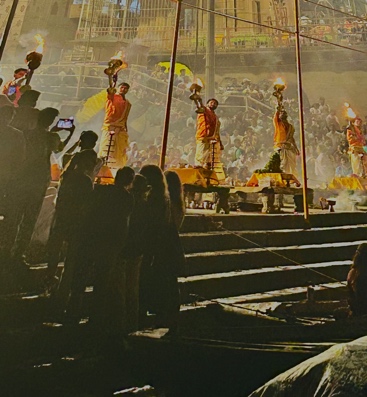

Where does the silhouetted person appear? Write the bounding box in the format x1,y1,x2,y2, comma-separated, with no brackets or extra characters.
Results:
50,150,98,319
11,108,75,267
139,165,181,331
122,173,150,332
90,166,134,335
11,89,41,133
46,150,97,290
348,243,367,316
62,130,103,176
164,170,186,231
0,106,26,263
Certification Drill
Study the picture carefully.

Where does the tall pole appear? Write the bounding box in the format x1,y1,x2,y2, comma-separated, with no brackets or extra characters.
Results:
293,0,310,223
75,0,96,99
121,0,129,39
159,0,182,170
0,0,20,62
205,0,215,99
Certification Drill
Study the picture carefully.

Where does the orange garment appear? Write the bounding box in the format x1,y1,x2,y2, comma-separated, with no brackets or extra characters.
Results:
347,125,366,148
2,80,22,106
272,111,299,175
273,111,289,148
102,93,131,131
195,107,220,140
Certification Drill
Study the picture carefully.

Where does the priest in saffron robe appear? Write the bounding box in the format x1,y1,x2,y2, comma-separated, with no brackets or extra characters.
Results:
273,108,300,176
195,99,222,167
347,117,367,176
98,82,131,174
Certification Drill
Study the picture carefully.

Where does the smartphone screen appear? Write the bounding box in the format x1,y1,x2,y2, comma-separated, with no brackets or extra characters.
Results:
7,85,17,96
57,118,74,129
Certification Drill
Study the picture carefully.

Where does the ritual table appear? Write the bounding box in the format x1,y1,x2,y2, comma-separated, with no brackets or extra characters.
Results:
169,167,230,213
231,172,313,213
246,172,301,188
168,167,219,188
328,177,367,191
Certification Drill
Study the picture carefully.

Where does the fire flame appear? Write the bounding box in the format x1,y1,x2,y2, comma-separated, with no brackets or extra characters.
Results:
34,34,44,54
347,107,356,119
274,77,285,85
344,102,356,118
109,50,128,69
111,50,124,60
195,78,203,87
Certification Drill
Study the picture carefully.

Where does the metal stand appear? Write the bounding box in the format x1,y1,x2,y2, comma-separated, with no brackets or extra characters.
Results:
210,140,216,171
104,131,115,167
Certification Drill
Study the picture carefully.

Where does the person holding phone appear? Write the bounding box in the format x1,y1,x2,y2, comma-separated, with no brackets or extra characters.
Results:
11,109,76,268
98,82,131,174
2,68,28,106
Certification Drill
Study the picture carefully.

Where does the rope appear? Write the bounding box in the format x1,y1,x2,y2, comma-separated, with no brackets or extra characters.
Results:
205,216,348,287
189,293,331,325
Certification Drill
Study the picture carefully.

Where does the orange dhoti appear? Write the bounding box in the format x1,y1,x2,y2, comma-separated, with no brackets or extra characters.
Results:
349,146,367,176
99,92,131,174
98,127,129,173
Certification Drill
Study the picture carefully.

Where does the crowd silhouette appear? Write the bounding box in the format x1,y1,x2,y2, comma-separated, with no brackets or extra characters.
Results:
0,87,185,336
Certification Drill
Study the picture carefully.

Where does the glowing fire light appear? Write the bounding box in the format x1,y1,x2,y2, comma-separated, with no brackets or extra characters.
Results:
111,50,124,60
274,77,285,85
344,102,357,119
109,51,128,69
34,34,45,54
195,78,204,87
347,107,357,119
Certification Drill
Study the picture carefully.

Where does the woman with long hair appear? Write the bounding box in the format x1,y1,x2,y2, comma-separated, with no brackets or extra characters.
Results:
164,170,185,231
46,150,97,287
139,165,181,331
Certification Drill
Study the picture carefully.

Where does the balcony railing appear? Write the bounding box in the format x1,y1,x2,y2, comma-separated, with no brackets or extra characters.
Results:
74,12,367,52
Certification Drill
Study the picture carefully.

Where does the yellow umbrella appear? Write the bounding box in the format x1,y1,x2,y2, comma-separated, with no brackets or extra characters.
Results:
157,61,193,78
76,89,107,124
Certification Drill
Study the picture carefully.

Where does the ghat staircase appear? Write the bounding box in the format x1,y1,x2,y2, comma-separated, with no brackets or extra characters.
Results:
0,210,366,396
2,210,366,313
178,210,367,307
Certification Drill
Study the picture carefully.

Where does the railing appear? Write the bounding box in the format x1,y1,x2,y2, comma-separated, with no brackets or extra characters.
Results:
73,16,367,53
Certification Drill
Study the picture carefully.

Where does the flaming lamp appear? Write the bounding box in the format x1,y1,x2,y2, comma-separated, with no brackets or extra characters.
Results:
104,51,128,89
25,34,44,85
344,102,357,120
273,77,286,110
189,82,205,113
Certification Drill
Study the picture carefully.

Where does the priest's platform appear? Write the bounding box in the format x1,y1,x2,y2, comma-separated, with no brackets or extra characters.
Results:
170,168,313,214
328,177,367,191
169,167,230,213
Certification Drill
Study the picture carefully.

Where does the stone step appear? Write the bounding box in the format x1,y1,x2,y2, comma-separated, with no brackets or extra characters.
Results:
17,240,362,292
0,280,348,330
179,261,350,303
179,261,351,303
181,211,367,233
181,225,367,254
183,240,364,276
182,282,348,306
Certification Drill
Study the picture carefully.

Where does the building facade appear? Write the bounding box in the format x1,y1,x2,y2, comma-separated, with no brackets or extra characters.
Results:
0,0,31,59
71,0,293,56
